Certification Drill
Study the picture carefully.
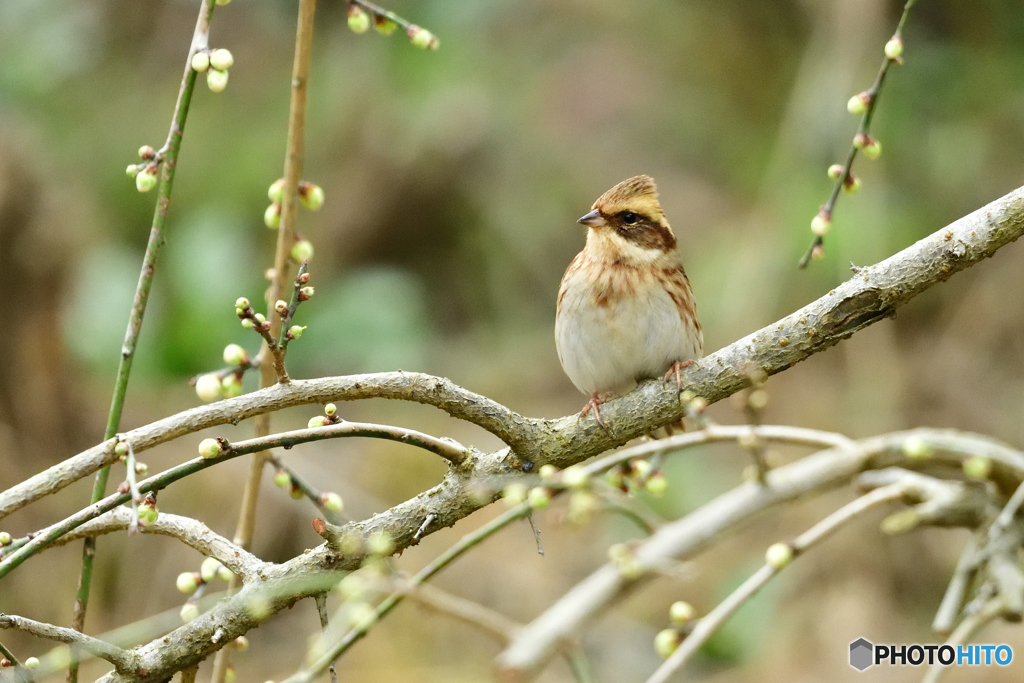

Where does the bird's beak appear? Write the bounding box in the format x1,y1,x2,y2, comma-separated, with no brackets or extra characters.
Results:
577,209,605,228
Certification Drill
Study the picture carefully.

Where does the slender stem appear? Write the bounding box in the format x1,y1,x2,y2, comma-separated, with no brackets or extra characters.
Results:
0,614,135,672
286,504,532,682
313,594,338,683
269,454,346,526
0,419,436,578
645,484,906,683
922,598,1005,683
798,0,917,268
67,3,216,682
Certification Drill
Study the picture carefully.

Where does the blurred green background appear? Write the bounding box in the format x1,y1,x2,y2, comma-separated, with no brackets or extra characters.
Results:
2,0,1024,681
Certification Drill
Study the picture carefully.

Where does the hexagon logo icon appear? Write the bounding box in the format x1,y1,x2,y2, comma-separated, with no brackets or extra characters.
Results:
850,638,874,671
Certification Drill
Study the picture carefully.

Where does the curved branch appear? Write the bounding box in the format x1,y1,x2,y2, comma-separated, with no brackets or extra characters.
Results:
48,508,268,581
0,614,136,673
496,429,1024,679
7,183,1024,521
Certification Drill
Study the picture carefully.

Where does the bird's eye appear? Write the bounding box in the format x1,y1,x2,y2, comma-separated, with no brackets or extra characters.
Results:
621,211,638,225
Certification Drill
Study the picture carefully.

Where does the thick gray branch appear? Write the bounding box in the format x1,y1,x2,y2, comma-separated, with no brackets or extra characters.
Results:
0,614,136,672
5,185,1024,522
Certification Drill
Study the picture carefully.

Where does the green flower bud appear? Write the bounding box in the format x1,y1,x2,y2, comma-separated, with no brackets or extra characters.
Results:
963,455,992,480
654,629,682,659
374,16,398,35
901,435,934,461
134,461,148,475
299,286,314,300
218,564,234,582
268,178,285,203
645,472,668,496
191,51,210,72
862,139,882,159
235,297,250,310
884,36,904,60
180,602,200,623
201,557,223,583
348,5,371,33
502,482,528,506
206,68,229,93
138,502,159,527
561,465,589,489
407,25,439,50
528,486,551,509
210,48,234,71
299,182,325,211
224,666,237,683
630,458,653,480
308,415,327,428
138,145,155,160
241,318,255,329
325,403,338,416
367,530,394,556
24,657,39,670
846,92,870,115
254,313,266,324
0,532,11,546
811,243,825,261
669,600,696,624
215,0,231,5
567,491,599,525
321,492,344,512
289,324,306,339
538,464,559,482
827,164,844,180
195,373,223,402
198,438,223,459
264,202,281,229
765,542,794,569
843,173,862,194
233,636,249,651
126,164,139,178
176,571,200,594
136,169,158,193
275,299,289,316
273,470,291,488
291,239,314,262
223,343,248,366
811,211,831,237
115,441,129,456
220,374,242,398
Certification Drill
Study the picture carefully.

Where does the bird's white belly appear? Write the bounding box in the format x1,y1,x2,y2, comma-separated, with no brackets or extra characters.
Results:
555,276,700,396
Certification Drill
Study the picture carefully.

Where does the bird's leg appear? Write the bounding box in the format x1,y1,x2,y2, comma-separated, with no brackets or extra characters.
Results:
664,359,695,393
579,393,611,432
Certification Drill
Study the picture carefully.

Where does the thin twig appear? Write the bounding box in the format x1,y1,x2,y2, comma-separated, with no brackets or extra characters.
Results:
214,0,318,676
68,3,219,681
922,598,1006,683
401,582,521,642
269,455,346,526
122,439,142,535
799,0,918,267
313,594,337,683
645,484,907,683
0,614,135,673
288,504,532,683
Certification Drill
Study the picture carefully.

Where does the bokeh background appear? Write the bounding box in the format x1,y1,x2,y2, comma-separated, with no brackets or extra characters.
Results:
2,0,1024,680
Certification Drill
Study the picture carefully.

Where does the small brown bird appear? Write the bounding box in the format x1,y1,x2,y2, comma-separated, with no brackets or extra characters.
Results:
555,175,703,427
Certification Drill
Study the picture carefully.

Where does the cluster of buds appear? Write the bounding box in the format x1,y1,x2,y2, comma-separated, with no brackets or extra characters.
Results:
605,458,668,496
176,556,235,622
265,179,325,229
654,600,697,658
307,402,342,429
194,343,251,402
126,145,160,193
826,164,862,194
853,132,882,160
235,296,270,333
346,2,439,50
501,463,604,525
191,47,234,93
137,492,159,527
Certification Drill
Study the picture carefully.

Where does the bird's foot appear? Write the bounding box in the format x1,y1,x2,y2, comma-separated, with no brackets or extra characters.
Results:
579,393,612,433
664,360,695,394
